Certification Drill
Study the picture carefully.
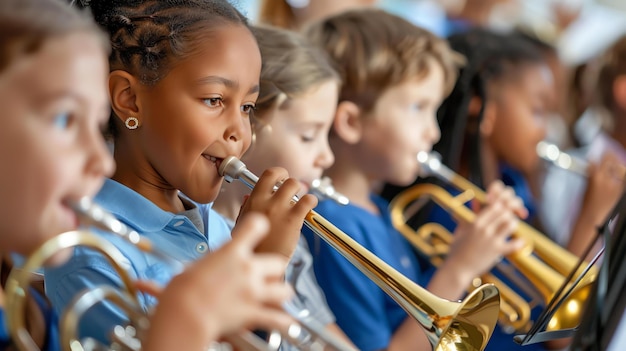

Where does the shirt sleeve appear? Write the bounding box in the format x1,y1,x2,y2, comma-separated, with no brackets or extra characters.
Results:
286,237,335,326
43,234,159,345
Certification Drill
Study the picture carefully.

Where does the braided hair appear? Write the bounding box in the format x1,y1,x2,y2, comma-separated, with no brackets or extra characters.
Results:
73,0,251,137
436,28,545,188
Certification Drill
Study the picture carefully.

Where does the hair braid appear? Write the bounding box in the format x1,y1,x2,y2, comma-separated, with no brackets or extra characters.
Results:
87,0,248,85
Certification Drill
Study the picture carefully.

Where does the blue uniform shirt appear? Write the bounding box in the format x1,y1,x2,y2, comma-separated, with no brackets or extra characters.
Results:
302,194,424,351
44,178,231,343
0,288,60,351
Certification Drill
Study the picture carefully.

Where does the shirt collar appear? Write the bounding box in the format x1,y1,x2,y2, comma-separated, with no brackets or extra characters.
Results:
95,178,174,232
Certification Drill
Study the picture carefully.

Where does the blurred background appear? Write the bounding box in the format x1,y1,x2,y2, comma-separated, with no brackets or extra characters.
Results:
232,0,626,67
230,0,626,149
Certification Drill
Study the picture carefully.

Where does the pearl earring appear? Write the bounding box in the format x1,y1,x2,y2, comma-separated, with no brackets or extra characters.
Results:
125,117,139,130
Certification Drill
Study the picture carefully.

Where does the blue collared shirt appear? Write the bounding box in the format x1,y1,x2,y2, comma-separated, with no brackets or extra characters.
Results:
44,179,232,343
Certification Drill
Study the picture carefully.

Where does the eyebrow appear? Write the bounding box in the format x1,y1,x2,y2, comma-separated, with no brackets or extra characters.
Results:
196,75,259,95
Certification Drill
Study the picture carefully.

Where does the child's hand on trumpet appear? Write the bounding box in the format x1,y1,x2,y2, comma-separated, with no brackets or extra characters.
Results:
142,212,294,351
236,168,318,261
431,181,526,300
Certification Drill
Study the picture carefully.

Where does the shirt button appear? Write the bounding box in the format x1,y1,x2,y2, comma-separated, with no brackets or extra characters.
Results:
196,242,208,253
173,220,185,227
400,256,411,269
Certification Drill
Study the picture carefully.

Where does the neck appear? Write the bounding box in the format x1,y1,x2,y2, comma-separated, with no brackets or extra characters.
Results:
112,138,184,214
324,147,379,214
212,182,250,222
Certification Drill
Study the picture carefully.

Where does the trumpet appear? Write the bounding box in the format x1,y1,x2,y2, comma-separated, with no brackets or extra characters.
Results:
536,141,588,176
310,177,350,205
219,156,502,351
537,140,626,180
5,199,357,351
389,151,598,333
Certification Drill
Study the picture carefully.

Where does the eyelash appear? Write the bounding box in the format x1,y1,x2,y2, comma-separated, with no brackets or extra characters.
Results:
203,98,256,116
241,104,256,115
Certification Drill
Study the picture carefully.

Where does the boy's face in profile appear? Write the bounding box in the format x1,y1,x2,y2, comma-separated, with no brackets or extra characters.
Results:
357,61,445,186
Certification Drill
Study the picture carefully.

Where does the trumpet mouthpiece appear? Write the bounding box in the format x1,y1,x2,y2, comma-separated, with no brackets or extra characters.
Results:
218,156,247,183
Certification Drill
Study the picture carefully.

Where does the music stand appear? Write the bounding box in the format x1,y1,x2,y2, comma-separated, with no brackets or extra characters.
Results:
514,190,626,346
571,191,626,350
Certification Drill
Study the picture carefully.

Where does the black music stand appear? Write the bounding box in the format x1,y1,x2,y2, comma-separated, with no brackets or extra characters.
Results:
514,190,626,347
571,191,626,350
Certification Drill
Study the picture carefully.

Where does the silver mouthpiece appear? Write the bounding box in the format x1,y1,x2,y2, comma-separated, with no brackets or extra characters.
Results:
536,141,588,176
310,177,349,206
416,151,455,182
220,156,349,206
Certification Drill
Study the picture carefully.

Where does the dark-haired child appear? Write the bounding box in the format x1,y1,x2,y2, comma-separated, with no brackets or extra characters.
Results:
44,0,314,344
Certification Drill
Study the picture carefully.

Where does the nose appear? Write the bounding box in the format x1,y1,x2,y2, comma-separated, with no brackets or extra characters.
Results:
426,115,441,145
315,140,335,170
223,106,250,145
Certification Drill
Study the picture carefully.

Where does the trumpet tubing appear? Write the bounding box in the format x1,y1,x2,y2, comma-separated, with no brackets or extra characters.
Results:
4,230,141,351
219,156,502,351
6,200,358,351
390,152,598,333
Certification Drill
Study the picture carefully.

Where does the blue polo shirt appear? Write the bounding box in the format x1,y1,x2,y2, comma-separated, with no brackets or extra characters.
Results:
0,308,8,349
44,178,232,343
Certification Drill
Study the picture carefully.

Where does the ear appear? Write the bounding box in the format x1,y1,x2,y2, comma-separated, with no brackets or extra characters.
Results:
109,70,140,125
478,98,497,137
333,101,362,144
613,75,626,111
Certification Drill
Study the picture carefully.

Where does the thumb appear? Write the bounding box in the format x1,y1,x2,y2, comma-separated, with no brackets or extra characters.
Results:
230,212,270,250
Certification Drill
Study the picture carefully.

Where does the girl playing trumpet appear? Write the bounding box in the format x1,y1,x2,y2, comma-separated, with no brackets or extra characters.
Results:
0,0,294,349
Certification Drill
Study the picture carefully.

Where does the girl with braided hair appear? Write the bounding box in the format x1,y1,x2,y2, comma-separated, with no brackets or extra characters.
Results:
44,0,314,346
1,0,294,350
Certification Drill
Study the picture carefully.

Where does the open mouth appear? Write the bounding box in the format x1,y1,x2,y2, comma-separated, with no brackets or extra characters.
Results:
203,154,224,171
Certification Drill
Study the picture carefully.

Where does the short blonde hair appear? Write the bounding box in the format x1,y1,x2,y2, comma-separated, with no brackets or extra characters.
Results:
304,8,462,112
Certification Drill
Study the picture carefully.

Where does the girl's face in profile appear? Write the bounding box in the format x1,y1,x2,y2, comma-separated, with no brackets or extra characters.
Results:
0,33,114,255
488,63,553,175
125,24,261,206
243,80,337,196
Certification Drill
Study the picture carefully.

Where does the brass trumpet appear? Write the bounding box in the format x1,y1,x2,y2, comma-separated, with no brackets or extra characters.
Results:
389,151,598,333
219,156,502,351
5,199,357,351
